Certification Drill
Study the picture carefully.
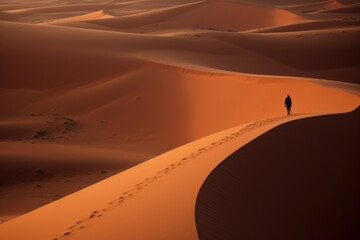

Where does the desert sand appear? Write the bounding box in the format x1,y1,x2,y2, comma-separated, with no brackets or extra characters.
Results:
0,0,359,239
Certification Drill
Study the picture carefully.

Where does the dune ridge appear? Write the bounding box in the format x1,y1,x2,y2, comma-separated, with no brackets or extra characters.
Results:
44,10,114,24
56,0,303,32
0,113,316,240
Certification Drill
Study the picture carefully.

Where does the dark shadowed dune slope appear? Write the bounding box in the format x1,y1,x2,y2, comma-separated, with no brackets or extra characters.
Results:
195,107,360,240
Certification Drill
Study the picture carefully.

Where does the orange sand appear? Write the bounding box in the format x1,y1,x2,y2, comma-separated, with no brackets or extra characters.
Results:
0,0,359,239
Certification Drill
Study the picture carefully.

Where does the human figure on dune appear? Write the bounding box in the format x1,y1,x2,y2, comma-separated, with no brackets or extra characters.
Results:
284,94,292,115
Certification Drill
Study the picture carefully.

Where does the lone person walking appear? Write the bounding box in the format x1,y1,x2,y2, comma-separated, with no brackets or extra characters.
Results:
284,94,292,115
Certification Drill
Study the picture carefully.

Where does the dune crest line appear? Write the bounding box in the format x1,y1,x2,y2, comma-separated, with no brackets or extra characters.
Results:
53,114,301,239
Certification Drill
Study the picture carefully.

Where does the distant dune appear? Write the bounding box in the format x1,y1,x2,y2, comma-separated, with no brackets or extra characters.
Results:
57,0,303,32
316,5,360,13
45,10,114,24
249,19,360,32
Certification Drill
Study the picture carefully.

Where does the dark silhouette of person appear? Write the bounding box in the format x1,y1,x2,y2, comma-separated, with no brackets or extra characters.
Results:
284,94,292,115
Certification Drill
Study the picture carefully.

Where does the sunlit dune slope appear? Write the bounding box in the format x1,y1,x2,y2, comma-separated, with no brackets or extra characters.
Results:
45,10,113,24
1,108,359,240
0,113,315,240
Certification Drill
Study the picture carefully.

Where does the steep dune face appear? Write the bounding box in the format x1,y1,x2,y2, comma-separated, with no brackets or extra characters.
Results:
196,108,360,240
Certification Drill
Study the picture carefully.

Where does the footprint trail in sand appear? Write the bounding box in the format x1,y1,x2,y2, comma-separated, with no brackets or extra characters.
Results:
54,114,300,239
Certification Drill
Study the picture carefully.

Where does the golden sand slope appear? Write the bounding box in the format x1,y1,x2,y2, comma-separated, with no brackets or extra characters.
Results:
1,107,359,239
0,114,319,239
44,10,114,24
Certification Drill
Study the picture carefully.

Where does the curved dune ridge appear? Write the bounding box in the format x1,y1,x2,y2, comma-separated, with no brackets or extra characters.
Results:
0,110,359,239
4,3,122,14
57,0,304,32
0,1,141,22
0,0,360,237
0,114,330,239
195,107,360,240
44,10,114,24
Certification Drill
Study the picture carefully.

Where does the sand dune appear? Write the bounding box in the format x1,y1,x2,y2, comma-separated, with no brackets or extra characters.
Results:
1,25,359,148
0,113,315,239
45,10,114,24
196,108,360,240
57,0,303,32
1,109,359,239
0,0,195,23
0,142,151,222
316,4,360,13
281,0,344,11
249,19,360,32
0,0,359,237
5,3,121,14
0,1,132,22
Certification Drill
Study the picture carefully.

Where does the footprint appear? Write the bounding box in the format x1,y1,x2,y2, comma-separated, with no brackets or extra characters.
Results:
54,115,289,240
